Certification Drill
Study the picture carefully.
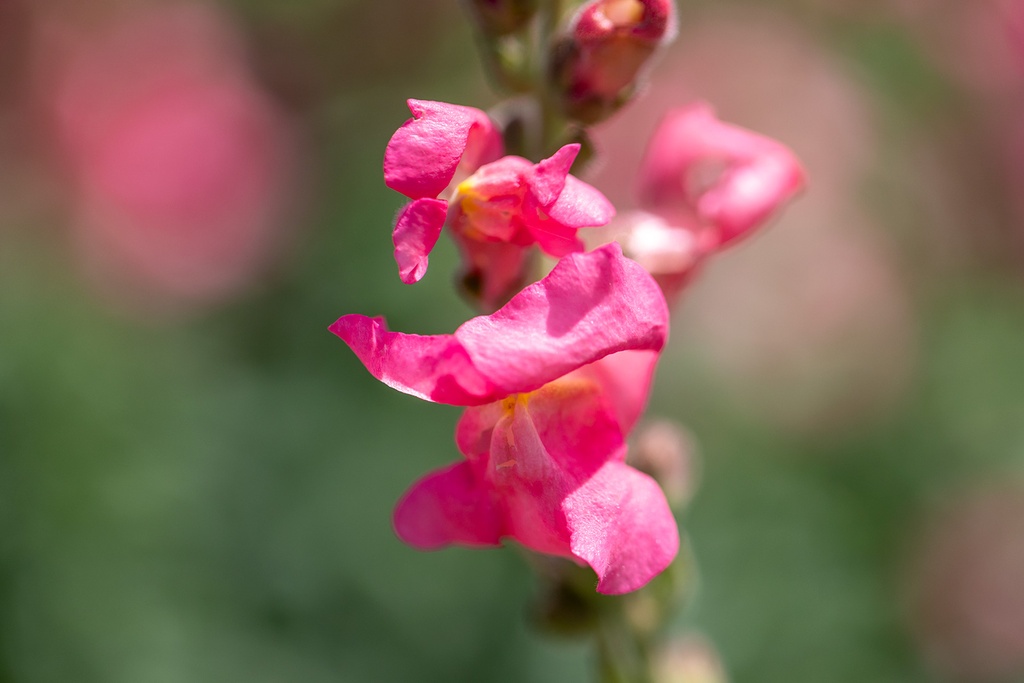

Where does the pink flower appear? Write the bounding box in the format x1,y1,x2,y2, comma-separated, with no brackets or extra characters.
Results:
41,3,296,313
330,244,678,594
384,99,614,309
637,102,805,254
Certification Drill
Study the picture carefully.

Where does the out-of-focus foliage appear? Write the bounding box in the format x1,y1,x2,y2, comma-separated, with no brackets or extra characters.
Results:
2,1,1024,682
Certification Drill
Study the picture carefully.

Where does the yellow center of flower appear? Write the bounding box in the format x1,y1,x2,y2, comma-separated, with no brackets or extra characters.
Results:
601,0,645,28
454,177,521,241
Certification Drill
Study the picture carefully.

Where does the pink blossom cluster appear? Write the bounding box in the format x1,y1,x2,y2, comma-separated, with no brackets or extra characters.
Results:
331,0,803,595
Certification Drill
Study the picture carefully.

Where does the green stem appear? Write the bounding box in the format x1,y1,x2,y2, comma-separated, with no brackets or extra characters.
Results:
596,603,657,683
534,0,570,159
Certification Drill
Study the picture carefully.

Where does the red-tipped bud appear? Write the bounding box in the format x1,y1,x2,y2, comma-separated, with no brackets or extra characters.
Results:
574,0,673,45
550,0,676,124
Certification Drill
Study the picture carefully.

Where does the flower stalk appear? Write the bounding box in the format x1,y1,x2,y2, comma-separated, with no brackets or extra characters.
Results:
330,0,804,679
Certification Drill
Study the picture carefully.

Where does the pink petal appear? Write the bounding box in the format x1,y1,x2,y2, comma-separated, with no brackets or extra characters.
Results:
576,349,661,435
486,404,572,556
475,375,628,559
454,238,531,312
545,174,616,229
455,400,507,459
510,375,625,476
384,100,502,200
330,243,669,405
637,102,804,249
392,197,447,283
522,212,583,258
329,314,498,405
473,381,676,591
529,144,580,206
697,153,805,248
456,242,667,394
393,461,503,549
564,460,679,594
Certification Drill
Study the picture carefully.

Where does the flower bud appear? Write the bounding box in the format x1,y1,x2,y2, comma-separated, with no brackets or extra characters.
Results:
550,0,676,124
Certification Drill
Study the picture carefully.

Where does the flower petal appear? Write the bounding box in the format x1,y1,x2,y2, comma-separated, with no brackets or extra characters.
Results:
564,460,679,594
545,174,616,229
486,404,571,556
697,151,805,248
454,238,531,312
456,243,667,395
393,197,447,283
329,314,498,404
479,375,628,559
331,243,669,405
384,99,502,200
522,212,583,258
393,461,503,549
637,102,804,249
577,349,660,435
529,143,580,206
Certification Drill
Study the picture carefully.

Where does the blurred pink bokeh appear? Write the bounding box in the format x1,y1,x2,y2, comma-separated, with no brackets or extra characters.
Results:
908,482,1024,682
35,2,299,315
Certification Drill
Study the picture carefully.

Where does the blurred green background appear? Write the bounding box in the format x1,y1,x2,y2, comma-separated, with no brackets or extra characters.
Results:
2,0,1024,681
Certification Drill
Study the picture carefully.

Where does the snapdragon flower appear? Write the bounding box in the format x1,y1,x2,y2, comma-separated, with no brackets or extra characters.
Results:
331,244,678,594
384,99,614,309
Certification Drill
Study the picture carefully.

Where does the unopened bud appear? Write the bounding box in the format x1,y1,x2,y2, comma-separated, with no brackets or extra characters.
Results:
550,0,676,124
464,0,539,36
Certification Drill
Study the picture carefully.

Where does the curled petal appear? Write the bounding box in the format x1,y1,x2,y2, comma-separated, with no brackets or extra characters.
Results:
564,460,679,594
697,152,805,248
638,102,805,249
384,100,502,200
393,197,447,283
330,243,669,405
329,314,497,404
393,461,503,549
